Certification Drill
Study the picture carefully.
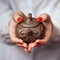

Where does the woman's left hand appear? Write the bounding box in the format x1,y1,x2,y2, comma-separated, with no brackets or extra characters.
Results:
25,13,53,53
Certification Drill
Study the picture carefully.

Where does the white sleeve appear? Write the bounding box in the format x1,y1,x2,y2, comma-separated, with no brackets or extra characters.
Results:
50,25,60,41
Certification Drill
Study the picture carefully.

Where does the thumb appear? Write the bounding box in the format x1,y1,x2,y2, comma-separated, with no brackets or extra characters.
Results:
37,13,51,23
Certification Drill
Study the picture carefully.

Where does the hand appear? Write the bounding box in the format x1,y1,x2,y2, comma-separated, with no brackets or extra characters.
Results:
8,11,28,51
26,13,53,52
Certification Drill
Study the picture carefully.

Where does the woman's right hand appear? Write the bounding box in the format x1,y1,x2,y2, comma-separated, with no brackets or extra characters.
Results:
8,11,28,51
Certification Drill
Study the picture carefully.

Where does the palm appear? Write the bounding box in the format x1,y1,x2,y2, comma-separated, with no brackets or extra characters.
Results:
27,13,53,52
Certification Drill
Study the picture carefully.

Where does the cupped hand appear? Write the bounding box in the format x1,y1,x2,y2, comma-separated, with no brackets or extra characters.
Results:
27,13,53,52
8,11,28,51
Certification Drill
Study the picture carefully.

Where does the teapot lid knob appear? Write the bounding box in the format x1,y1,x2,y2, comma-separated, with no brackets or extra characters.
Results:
26,13,32,24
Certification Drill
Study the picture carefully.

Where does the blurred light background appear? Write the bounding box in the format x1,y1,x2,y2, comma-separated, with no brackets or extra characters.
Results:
0,0,60,34
0,0,60,60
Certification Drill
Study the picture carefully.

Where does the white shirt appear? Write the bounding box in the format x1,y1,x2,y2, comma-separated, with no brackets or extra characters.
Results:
0,0,60,60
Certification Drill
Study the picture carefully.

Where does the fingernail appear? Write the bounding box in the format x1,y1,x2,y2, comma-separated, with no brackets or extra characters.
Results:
36,42,40,45
22,43,27,48
37,17,42,22
17,17,22,23
16,42,23,44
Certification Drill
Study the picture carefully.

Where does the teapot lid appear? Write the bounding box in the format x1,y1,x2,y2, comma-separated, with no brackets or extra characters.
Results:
20,13,40,28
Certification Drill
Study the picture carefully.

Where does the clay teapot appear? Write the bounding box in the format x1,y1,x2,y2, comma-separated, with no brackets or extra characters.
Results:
15,13,45,44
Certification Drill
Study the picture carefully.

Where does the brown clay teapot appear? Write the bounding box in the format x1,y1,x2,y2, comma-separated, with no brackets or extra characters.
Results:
15,13,45,44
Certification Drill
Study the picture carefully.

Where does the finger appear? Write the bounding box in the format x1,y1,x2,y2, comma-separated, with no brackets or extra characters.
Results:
37,13,51,23
28,40,41,52
14,11,27,18
35,40,41,45
13,14,23,23
16,43,27,49
28,43,32,52
22,43,28,48
24,48,31,53
12,11,27,22
28,42,37,52
31,40,41,47
16,40,24,44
